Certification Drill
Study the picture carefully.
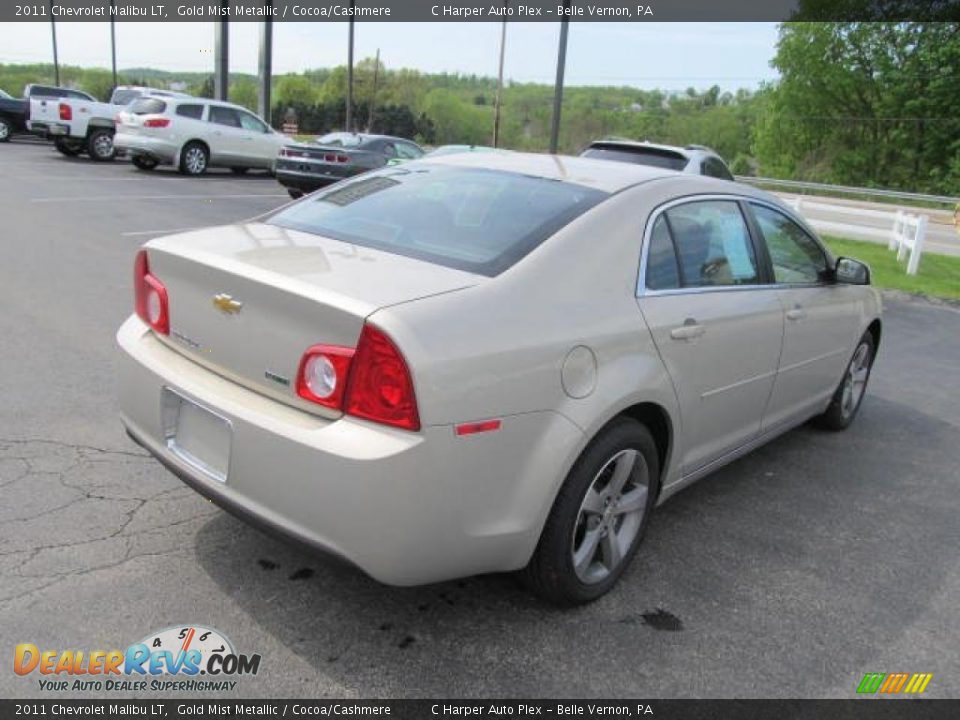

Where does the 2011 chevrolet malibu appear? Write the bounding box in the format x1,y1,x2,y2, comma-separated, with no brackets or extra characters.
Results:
117,152,881,604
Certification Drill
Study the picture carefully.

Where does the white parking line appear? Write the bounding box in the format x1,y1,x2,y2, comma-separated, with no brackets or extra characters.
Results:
31,193,287,203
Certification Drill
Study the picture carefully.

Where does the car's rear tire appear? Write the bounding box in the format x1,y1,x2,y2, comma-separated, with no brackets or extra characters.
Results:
54,138,84,156
0,116,12,142
179,141,208,175
132,155,158,171
521,417,660,606
87,128,115,161
286,188,304,199
231,167,249,175
815,331,876,431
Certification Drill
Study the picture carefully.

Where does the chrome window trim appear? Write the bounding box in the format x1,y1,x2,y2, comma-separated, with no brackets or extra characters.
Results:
636,193,833,298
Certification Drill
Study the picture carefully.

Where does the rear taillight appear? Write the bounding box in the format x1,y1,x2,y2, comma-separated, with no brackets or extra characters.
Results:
322,153,350,163
143,117,170,128
296,345,354,410
133,250,169,335
59,103,71,121
295,324,420,431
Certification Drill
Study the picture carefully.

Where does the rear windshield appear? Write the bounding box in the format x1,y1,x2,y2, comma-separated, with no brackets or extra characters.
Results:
268,165,607,276
111,88,143,105
582,145,688,171
316,132,365,148
129,98,167,115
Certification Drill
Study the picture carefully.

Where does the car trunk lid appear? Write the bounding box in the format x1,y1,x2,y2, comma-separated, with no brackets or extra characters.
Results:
143,222,479,418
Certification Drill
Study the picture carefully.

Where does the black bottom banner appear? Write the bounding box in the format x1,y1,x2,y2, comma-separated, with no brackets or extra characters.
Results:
2,700,959,720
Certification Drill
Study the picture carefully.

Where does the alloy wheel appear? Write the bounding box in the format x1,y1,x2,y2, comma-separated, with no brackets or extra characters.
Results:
185,147,206,174
571,448,649,584
841,341,871,419
93,133,113,159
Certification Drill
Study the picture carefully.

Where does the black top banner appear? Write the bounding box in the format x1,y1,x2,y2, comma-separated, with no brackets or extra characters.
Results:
3,0,960,23
2,700,960,720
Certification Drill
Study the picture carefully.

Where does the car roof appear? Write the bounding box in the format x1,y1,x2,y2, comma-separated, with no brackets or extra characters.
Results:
420,150,683,193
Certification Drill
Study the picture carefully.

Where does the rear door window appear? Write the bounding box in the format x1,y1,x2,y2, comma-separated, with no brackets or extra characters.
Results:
175,104,204,120
701,157,734,180
662,201,759,287
395,142,423,160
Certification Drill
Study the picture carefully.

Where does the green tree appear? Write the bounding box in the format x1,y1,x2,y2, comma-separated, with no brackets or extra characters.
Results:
754,22,960,194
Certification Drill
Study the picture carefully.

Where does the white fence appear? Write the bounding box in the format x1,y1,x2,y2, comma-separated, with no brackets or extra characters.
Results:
786,197,928,275
889,211,928,275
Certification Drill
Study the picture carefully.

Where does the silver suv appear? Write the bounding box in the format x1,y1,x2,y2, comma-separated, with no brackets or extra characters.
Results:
581,139,734,180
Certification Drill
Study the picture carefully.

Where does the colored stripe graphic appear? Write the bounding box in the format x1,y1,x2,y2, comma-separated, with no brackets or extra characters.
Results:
857,673,885,694
857,672,933,694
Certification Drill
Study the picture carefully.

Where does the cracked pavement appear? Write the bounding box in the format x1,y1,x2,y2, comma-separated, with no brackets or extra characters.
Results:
1,142,958,699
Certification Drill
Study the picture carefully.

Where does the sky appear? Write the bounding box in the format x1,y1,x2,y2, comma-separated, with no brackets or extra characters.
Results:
0,21,781,91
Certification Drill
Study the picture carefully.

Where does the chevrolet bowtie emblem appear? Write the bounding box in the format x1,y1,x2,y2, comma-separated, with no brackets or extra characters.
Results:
213,293,243,314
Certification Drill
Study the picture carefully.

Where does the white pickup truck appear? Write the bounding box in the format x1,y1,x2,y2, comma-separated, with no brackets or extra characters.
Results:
30,85,191,161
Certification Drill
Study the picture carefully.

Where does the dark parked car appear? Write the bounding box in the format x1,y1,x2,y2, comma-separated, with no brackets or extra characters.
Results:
276,132,425,198
580,139,734,180
0,89,27,142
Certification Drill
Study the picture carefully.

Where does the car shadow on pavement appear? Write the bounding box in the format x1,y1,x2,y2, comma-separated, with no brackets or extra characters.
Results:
191,393,959,696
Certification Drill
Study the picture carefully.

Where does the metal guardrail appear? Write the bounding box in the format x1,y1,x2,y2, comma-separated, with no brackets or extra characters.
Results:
735,176,959,207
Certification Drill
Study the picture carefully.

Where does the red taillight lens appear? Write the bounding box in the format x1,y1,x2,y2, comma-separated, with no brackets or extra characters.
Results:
344,325,420,431
336,154,349,163
133,250,169,335
143,117,170,128
59,103,71,121
295,345,354,409
296,324,420,431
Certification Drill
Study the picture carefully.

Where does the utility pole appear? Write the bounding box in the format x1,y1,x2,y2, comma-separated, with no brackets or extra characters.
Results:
213,0,229,101
366,48,380,132
49,0,60,86
346,2,355,132
549,0,570,154
110,1,117,92
492,7,508,148
258,7,273,122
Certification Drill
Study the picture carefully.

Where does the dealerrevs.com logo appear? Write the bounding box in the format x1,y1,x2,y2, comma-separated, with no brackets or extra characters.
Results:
14,625,261,692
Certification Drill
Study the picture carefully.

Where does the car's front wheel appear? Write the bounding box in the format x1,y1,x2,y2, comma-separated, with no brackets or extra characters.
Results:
522,417,660,605
815,331,876,431
179,141,209,175
87,128,116,161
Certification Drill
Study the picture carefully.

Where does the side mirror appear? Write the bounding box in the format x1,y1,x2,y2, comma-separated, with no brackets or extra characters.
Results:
834,257,870,285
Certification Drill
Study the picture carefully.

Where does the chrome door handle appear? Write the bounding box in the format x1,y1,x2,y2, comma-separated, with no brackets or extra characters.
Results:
670,319,706,340
786,306,807,321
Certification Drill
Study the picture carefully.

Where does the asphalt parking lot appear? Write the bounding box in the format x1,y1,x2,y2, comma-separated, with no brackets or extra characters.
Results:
1,139,958,699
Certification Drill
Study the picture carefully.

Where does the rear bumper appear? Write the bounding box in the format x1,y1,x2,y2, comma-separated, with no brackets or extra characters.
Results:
116,316,582,585
275,167,348,193
114,132,178,163
30,122,70,138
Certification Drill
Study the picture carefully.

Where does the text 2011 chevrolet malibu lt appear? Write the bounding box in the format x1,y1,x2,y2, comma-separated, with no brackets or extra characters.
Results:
117,153,880,604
